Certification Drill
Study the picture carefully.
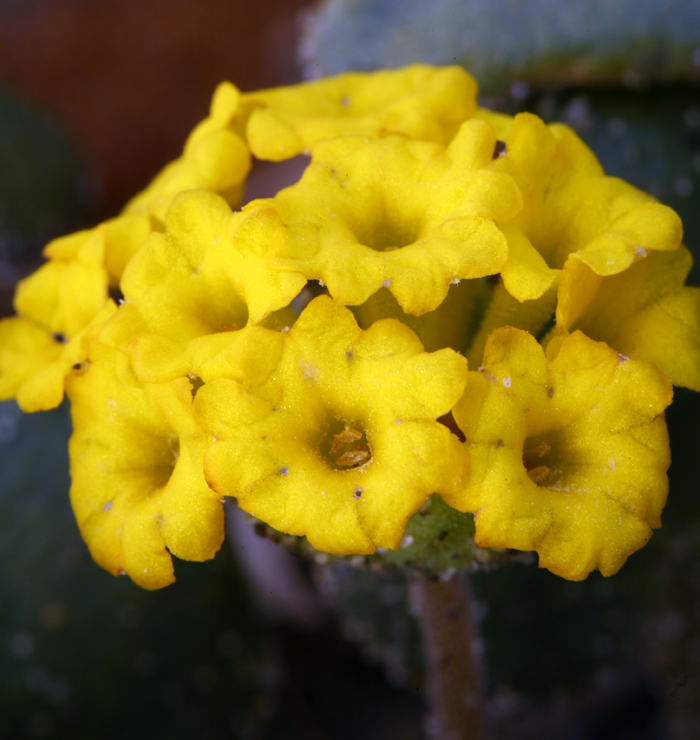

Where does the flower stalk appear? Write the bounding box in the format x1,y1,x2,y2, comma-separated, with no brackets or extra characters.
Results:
410,574,484,740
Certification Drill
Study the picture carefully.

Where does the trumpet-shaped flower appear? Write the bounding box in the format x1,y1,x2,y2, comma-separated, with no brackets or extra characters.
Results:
0,110,251,412
450,327,672,580
243,65,478,160
66,339,223,590
195,296,469,554
549,245,700,391
99,190,304,372
266,119,521,314
489,113,682,303
0,225,111,411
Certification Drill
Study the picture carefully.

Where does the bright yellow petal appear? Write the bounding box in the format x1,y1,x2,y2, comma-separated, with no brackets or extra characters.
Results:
500,227,556,302
0,317,61,401
270,121,520,313
66,341,222,589
245,65,478,160
609,287,700,392
196,296,469,553
452,326,672,580
552,246,700,390
15,302,117,413
14,256,108,339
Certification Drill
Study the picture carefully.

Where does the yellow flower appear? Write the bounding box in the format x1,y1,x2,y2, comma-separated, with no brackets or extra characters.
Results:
463,111,684,368
0,226,111,411
489,112,682,303
0,317,61,403
195,296,469,554
0,95,252,411
15,225,108,339
266,119,521,314
66,339,223,590
450,326,672,580
549,245,700,391
99,189,303,364
3,64,696,588
244,65,478,160
122,126,249,229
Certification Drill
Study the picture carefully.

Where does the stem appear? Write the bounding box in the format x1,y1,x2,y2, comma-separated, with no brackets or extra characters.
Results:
409,574,484,740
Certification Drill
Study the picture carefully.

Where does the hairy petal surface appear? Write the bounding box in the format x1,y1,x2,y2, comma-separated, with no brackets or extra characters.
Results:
66,341,222,589
268,121,521,314
196,296,469,553
244,65,478,160
451,327,672,580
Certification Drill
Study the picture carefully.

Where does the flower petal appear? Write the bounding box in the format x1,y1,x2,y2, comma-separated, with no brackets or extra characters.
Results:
197,296,469,553
67,341,222,589
451,326,672,580
245,65,478,160
271,120,520,313
551,246,700,390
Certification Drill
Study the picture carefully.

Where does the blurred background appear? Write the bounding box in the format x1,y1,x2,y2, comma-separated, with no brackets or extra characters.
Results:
1,1,700,738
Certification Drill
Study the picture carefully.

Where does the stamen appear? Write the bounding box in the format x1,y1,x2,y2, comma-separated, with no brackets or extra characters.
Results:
336,447,370,467
527,465,550,484
330,426,363,454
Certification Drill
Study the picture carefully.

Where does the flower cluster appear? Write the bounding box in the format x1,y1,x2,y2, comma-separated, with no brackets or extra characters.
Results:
2,65,697,587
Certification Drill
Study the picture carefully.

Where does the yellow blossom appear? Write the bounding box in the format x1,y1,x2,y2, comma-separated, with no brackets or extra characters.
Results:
548,245,700,391
2,63,697,589
450,326,672,580
195,296,469,554
66,339,223,590
463,111,684,367
266,119,522,313
0,103,251,411
0,225,111,411
99,189,303,366
103,189,247,344
244,65,478,160
490,112,682,303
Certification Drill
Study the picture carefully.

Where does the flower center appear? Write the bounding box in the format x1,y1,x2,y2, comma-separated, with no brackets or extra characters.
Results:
150,433,180,491
319,418,371,470
522,431,563,487
351,206,421,252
